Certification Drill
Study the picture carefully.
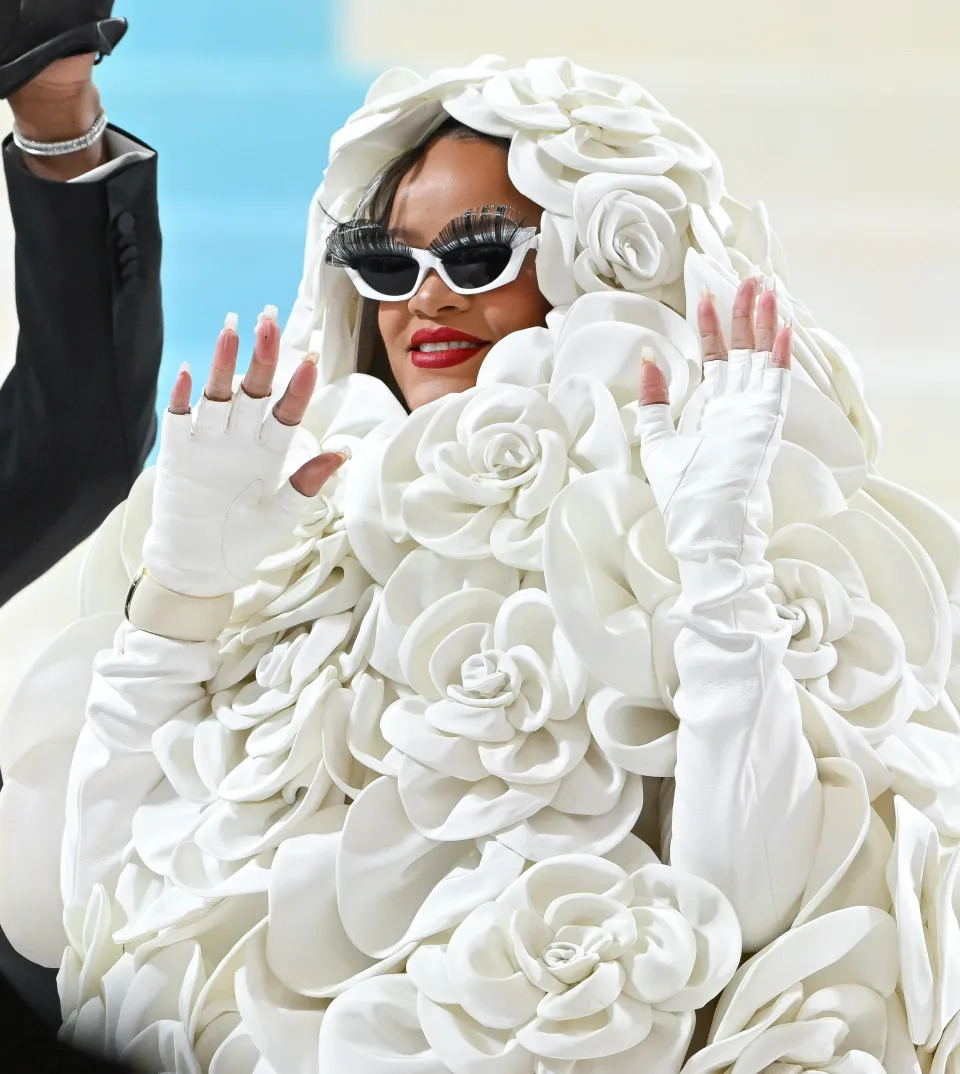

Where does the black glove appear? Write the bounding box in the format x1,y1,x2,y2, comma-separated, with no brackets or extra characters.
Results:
0,0,126,98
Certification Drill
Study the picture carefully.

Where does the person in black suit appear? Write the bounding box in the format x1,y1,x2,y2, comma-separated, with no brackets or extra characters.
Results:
0,5,160,1069
0,0,162,608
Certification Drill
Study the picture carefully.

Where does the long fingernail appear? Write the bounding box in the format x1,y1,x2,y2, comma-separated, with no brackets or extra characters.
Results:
223,312,239,333
333,447,352,465
258,304,279,324
179,361,190,375
700,286,715,301
304,352,320,365
763,275,777,294
641,345,656,364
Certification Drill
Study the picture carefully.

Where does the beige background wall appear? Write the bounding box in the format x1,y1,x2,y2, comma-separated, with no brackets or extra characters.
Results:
0,0,957,696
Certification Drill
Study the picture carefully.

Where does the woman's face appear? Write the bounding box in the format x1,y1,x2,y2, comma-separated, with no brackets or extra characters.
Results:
378,136,551,411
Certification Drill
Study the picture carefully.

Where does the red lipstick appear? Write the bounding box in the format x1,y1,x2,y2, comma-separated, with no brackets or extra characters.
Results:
409,326,490,369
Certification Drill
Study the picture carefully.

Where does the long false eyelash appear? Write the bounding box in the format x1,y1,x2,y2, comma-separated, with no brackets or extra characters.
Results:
431,205,530,254
325,219,412,267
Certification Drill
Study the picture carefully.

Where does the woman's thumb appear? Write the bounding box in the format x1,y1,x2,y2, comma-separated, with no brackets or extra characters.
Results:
638,348,670,406
289,450,349,497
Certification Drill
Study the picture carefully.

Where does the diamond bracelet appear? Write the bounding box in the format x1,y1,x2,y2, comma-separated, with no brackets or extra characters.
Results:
12,108,108,158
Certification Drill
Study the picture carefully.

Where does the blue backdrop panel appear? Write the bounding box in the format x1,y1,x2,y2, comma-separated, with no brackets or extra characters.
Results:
95,1,372,455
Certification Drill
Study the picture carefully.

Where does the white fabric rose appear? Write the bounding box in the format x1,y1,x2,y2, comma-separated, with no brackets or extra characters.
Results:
127,595,376,908
866,475,960,837
682,906,907,1074
353,55,505,126
444,57,669,137
880,695,960,840
447,59,722,214
886,796,960,1050
764,447,949,740
573,172,689,303
368,583,643,858
320,57,505,207
401,846,740,1073
379,379,631,571
932,1012,960,1074
369,547,521,688
61,885,246,1074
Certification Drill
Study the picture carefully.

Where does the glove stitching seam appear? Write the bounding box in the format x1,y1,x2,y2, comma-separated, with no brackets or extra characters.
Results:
733,390,783,569
661,438,706,516
221,480,266,585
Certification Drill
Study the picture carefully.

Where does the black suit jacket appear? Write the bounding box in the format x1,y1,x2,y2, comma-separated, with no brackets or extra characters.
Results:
0,971,133,1073
0,126,162,607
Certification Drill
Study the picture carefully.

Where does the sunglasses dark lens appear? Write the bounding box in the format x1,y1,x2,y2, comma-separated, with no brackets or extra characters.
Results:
354,254,420,297
442,244,513,290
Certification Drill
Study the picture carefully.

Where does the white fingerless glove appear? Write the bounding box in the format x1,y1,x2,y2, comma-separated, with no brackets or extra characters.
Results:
638,349,789,611
141,392,316,600
638,348,822,952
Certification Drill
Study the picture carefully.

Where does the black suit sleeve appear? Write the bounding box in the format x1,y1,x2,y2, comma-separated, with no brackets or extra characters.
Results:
0,126,162,606
0,970,133,1073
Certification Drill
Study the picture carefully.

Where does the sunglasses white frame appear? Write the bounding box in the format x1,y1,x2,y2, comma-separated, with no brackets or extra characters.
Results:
343,228,540,302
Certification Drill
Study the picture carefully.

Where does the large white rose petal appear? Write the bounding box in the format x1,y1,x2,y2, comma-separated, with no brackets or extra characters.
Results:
318,976,450,1074
336,776,526,959
683,907,902,1074
886,796,960,1049
544,469,673,705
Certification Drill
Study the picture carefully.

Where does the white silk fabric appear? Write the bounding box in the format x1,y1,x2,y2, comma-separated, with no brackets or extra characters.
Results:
0,55,957,1074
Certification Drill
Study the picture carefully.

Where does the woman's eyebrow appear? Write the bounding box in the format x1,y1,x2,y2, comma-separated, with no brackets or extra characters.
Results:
383,222,419,244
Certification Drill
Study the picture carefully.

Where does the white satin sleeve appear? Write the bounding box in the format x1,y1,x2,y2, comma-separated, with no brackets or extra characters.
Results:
60,622,220,914
666,548,823,953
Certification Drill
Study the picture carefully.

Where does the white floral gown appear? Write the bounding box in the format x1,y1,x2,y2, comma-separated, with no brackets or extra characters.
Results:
1,56,958,1074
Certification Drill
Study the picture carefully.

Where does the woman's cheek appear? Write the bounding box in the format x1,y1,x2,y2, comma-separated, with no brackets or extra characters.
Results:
377,303,404,352
504,268,552,331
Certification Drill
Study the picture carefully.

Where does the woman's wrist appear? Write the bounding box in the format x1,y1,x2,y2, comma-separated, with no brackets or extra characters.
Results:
8,72,107,179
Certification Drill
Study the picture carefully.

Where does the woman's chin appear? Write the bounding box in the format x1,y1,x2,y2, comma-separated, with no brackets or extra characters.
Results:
400,368,482,410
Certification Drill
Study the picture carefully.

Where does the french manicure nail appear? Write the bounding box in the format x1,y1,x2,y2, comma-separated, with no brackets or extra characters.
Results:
763,275,777,293
179,361,190,375
304,352,320,365
223,312,239,333
641,345,656,364
700,285,715,301
258,304,280,324
335,447,352,463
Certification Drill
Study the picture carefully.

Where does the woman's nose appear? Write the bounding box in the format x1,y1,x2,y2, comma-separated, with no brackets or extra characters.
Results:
408,269,470,318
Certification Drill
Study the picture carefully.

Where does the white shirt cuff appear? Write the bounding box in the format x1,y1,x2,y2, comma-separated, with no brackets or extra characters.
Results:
69,130,154,183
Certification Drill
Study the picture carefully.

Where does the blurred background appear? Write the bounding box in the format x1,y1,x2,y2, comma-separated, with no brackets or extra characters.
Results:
0,0,957,683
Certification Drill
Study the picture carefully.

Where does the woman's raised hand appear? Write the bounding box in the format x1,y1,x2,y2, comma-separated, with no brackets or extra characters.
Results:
142,308,346,598
636,278,792,564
